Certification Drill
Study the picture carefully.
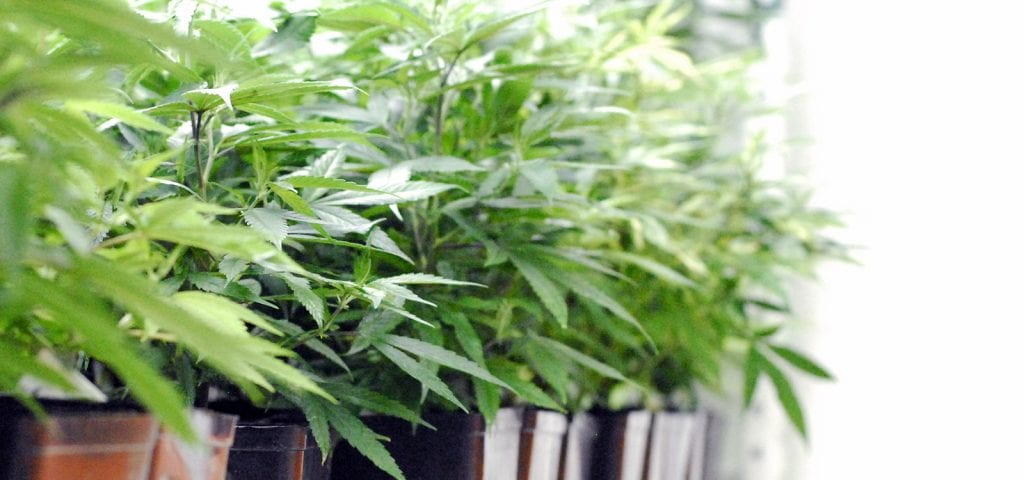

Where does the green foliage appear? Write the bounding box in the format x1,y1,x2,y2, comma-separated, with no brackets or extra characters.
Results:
0,0,846,476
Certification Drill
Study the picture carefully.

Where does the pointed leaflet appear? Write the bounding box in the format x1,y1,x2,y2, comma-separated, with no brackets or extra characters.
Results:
282,274,326,328
328,405,406,480
397,156,484,172
367,228,414,264
753,348,808,438
316,182,457,206
172,291,282,335
322,381,431,428
283,176,385,194
377,273,484,287
488,360,564,412
382,335,511,390
770,345,834,380
507,252,568,327
372,342,466,411
21,273,194,440
243,207,288,249
601,250,697,287
524,338,569,402
547,269,654,347
530,336,627,382
66,100,173,134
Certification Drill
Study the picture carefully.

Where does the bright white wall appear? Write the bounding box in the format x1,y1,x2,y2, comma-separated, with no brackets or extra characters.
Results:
783,1,1024,478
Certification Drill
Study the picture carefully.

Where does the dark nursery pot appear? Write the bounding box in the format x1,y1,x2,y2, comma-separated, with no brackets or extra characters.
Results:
331,408,530,480
148,409,238,480
226,424,328,480
569,410,652,480
559,412,597,480
644,411,700,480
0,401,159,480
516,410,567,480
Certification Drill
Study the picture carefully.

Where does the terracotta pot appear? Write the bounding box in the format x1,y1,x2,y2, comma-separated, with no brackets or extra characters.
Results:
516,410,567,480
331,408,535,480
0,406,159,480
148,409,238,480
226,424,328,480
579,410,652,480
644,411,699,480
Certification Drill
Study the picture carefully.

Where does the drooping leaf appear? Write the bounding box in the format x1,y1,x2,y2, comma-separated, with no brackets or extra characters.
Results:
372,342,466,411
507,252,568,327
382,334,511,390
327,406,406,480
530,336,627,382
67,100,173,134
770,345,833,380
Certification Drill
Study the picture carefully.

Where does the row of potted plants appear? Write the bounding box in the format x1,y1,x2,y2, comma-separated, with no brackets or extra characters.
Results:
0,0,844,478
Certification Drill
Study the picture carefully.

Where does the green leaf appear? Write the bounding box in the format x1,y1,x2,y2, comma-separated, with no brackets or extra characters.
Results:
756,348,808,438
319,2,430,33
438,311,485,365
367,229,414,264
463,6,544,49
770,345,833,380
171,291,282,335
488,360,564,412
316,181,457,206
377,273,484,287
21,273,193,440
530,336,626,382
327,406,406,480
548,269,653,347
243,207,288,249
281,274,326,328
743,348,761,408
66,100,172,134
0,341,75,393
282,176,384,194
295,393,334,463
524,338,569,402
382,335,511,390
0,164,29,280
323,382,432,429
372,342,466,411
507,253,568,327
602,251,697,288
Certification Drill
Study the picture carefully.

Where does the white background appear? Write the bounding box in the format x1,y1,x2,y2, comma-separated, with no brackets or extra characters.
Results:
781,1,1024,478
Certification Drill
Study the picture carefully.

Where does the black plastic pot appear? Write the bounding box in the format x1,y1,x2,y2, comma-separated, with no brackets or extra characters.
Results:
332,408,549,480
567,410,652,480
226,424,328,480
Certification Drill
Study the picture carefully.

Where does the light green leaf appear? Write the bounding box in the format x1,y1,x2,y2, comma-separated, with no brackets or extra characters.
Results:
367,229,413,264
172,291,282,336
377,273,484,287
243,207,288,249
282,274,326,328
66,100,172,134
755,348,807,438
602,251,697,288
282,176,384,194
316,181,457,206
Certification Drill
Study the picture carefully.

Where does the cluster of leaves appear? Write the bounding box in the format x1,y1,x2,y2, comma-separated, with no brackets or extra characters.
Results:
0,0,846,478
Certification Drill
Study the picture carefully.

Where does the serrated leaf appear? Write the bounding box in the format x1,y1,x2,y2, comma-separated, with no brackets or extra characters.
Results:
488,360,564,412
531,336,626,382
367,229,413,264
383,335,511,390
316,181,457,206
172,291,282,336
770,345,833,380
372,342,466,411
67,100,172,134
328,406,406,480
548,270,653,347
319,2,430,33
283,176,383,193
243,207,288,249
507,253,567,327
282,274,325,328
323,382,431,429
524,338,569,402
743,348,761,408
378,273,484,287
439,311,484,365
